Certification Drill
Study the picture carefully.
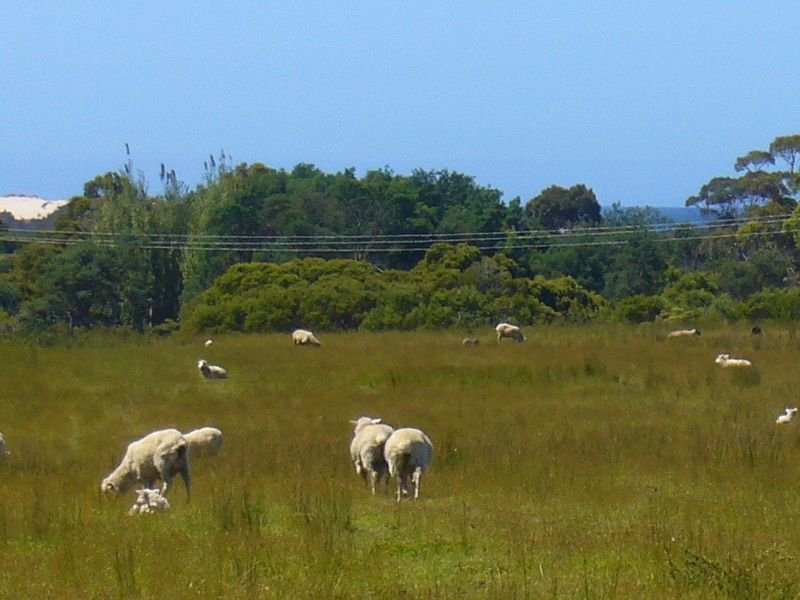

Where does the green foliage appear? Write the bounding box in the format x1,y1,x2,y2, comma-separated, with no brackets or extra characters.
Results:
613,294,664,323
526,184,601,229
182,248,605,333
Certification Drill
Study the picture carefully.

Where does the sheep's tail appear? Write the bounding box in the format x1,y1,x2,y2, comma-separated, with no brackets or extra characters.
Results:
385,443,410,477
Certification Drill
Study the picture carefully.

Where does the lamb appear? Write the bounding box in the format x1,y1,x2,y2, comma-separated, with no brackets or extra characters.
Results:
667,328,701,338
128,488,171,515
776,407,798,424
197,359,227,379
462,337,480,346
714,353,753,368
183,426,223,457
292,328,321,346
495,322,526,343
384,427,434,502
0,432,9,459
349,417,394,495
101,428,190,499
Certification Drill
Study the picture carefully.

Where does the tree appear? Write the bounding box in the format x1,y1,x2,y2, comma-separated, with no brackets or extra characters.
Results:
526,184,601,229
769,135,800,174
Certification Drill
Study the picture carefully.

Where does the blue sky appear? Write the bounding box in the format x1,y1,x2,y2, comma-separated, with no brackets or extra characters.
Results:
1,3,797,206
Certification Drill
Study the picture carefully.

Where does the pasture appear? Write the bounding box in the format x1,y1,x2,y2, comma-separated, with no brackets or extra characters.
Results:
1,324,800,598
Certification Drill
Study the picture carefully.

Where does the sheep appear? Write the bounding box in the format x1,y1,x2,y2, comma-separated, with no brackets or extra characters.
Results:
776,407,798,425
183,426,223,457
0,432,9,459
667,328,701,338
384,427,434,502
714,353,753,368
101,428,190,499
462,337,480,346
349,417,394,495
197,359,227,379
495,322,526,343
204,338,214,347
292,328,321,346
128,488,171,515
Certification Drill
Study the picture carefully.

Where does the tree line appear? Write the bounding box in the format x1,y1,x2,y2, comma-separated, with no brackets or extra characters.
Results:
0,134,798,335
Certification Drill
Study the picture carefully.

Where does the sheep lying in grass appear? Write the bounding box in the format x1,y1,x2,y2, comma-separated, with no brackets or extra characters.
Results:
667,328,701,338
384,427,434,502
495,322,526,343
715,353,753,368
349,417,394,495
101,428,190,499
197,359,227,379
128,488,171,515
0,432,9,459
292,329,321,346
183,426,223,457
462,337,480,346
776,407,798,424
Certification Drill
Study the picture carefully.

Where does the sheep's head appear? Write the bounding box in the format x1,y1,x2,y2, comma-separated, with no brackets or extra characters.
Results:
101,479,120,496
197,359,208,369
350,417,381,434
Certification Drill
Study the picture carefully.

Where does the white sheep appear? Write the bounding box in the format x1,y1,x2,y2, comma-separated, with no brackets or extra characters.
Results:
667,328,701,338
715,353,753,368
776,407,798,424
128,488,171,515
292,329,321,346
197,359,227,379
349,417,394,495
384,427,434,502
495,322,526,343
183,426,224,457
0,432,9,459
204,338,214,347
462,337,480,346
101,428,190,499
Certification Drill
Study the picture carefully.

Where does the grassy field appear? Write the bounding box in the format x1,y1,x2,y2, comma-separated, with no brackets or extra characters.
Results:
1,324,800,598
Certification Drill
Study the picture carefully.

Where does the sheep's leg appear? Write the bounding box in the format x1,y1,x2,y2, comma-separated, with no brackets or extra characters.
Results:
368,470,378,495
412,468,422,499
178,463,191,500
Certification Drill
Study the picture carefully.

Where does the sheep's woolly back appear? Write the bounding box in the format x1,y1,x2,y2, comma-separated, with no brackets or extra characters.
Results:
495,322,525,342
715,353,753,368
184,427,223,457
384,428,434,475
197,359,227,379
292,329,321,346
101,428,190,497
668,328,701,338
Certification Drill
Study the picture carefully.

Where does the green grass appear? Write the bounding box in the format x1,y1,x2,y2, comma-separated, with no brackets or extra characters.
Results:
1,324,800,597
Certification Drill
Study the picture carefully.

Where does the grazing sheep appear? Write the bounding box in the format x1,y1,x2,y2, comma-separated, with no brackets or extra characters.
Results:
667,328,701,338
776,407,798,424
0,432,9,459
384,427,434,502
128,488,171,515
462,337,480,346
714,353,753,368
751,326,763,336
183,426,224,457
495,322,526,343
292,328,321,346
101,428,190,499
349,417,394,495
204,338,214,347
197,359,227,379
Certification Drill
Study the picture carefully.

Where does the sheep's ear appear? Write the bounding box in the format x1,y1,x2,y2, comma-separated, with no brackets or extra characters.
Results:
371,418,382,424
349,420,358,425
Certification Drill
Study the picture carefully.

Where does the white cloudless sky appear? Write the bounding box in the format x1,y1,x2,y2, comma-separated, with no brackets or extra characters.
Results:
1,2,797,206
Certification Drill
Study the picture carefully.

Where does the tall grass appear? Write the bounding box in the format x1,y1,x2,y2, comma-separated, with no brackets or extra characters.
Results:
0,324,799,597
